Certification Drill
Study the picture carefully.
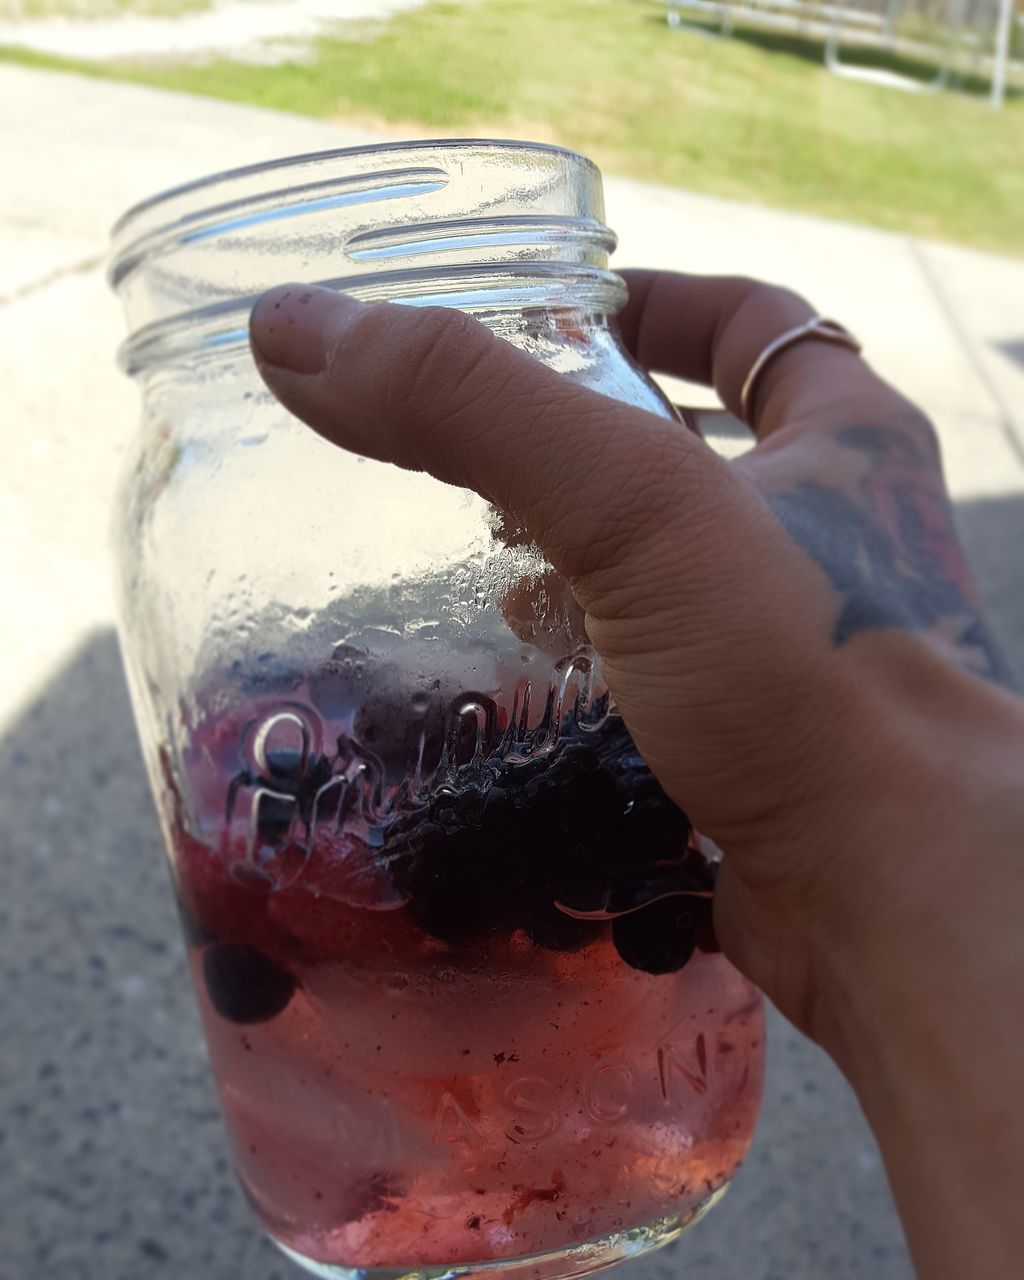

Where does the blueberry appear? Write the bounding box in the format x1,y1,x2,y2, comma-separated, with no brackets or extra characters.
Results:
678,847,717,890
202,943,297,1023
612,897,699,975
602,850,714,915
602,868,685,916
617,793,691,868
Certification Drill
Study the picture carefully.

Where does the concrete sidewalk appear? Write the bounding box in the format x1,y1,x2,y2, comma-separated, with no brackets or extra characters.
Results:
2,62,1023,1280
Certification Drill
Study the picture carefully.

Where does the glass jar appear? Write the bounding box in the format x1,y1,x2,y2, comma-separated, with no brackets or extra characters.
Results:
110,141,764,1280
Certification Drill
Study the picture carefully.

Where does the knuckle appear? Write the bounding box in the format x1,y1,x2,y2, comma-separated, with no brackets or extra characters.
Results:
750,281,813,326
898,407,941,461
384,307,495,420
767,282,810,311
852,395,942,467
560,429,715,587
717,279,813,353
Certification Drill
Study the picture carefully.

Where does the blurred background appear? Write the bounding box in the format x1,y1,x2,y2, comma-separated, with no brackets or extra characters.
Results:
1,2,1023,1278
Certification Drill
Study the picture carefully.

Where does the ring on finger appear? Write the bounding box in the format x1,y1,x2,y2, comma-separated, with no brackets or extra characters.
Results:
740,317,862,426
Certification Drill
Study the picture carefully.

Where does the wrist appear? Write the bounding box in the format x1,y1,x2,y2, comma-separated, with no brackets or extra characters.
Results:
808,684,1024,1279
806,652,1024,1045
816,702,1024,1073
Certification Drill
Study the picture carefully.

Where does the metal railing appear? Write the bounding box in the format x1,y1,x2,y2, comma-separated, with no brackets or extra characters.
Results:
662,0,1021,104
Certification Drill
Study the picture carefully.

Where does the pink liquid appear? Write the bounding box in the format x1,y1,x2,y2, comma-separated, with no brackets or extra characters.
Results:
167,677,765,1270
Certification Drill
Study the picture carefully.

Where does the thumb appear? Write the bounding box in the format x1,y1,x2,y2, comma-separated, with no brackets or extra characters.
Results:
248,283,745,604
248,283,843,850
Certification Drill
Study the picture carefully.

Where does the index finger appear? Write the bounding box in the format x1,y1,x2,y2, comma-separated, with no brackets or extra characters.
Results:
618,269,924,439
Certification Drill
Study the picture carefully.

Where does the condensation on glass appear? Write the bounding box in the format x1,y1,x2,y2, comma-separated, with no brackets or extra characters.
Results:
110,141,764,1280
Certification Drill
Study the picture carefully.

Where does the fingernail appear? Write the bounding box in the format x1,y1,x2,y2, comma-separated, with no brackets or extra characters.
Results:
249,283,359,376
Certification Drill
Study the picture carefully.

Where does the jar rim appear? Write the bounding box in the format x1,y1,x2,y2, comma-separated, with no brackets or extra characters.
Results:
109,138,618,376
109,138,600,276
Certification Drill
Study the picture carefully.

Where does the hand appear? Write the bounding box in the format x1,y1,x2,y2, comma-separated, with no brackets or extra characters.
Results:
248,271,1017,1027
249,272,1024,1279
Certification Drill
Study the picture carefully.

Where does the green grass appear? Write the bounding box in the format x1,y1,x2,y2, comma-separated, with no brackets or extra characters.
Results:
3,0,1022,254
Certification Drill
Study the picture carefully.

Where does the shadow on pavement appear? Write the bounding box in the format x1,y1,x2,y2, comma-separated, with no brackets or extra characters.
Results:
0,630,289,1280
993,337,1024,374
955,491,1024,681
5,481,1022,1275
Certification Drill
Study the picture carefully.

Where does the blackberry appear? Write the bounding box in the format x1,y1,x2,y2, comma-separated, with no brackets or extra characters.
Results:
617,782,691,869
564,767,623,834
202,942,298,1023
530,761,622,842
390,823,528,942
383,722,702,955
543,827,616,915
480,785,521,833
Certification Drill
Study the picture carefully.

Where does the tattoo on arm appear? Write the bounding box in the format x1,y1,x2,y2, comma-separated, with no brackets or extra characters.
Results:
765,425,1014,687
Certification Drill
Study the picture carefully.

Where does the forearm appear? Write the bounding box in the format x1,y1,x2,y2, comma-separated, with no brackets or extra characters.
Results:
841,941,1024,1277
821,697,1024,1279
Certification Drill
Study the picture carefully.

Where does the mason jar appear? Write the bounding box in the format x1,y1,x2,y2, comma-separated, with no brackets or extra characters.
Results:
109,140,764,1280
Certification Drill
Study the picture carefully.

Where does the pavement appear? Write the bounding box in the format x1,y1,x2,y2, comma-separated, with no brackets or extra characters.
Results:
1,61,1023,1280
0,0,427,62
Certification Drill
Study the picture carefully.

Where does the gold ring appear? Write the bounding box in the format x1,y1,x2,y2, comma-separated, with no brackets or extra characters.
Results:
740,316,862,426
